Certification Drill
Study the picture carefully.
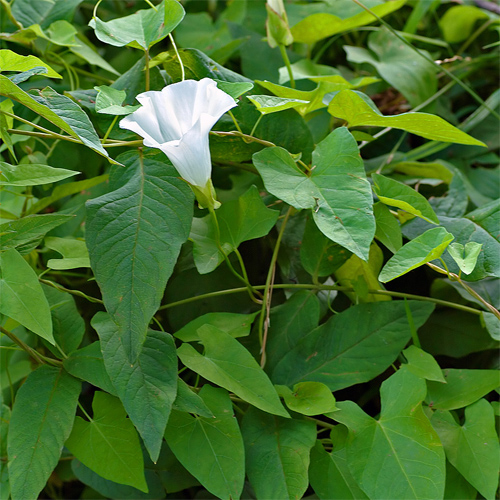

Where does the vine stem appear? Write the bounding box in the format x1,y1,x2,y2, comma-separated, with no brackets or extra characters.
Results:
0,326,63,367
259,206,293,367
39,279,103,304
158,283,484,316
169,33,185,81
278,44,295,88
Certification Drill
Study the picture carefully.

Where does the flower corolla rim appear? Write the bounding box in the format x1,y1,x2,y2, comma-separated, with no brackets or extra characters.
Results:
119,78,236,187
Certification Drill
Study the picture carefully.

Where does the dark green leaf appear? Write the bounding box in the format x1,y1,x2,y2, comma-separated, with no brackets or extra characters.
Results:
164,385,245,500
8,366,81,500
42,284,84,355
85,149,193,362
92,312,178,463
242,407,316,499
190,185,279,273
373,201,402,253
172,377,214,418
309,440,368,500
63,342,117,396
272,301,435,391
11,0,83,29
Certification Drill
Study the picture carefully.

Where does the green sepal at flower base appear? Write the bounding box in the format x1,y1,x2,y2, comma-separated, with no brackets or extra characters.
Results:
191,179,221,211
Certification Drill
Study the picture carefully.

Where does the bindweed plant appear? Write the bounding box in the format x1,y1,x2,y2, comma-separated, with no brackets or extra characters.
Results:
0,0,499,499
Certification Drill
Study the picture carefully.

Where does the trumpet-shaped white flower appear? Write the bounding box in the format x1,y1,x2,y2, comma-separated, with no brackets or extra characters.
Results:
120,78,236,188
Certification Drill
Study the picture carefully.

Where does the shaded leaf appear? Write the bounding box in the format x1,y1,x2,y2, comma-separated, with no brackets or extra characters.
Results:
65,392,147,492
8,366,81,500
164,385,245,500
92,312,178,463
402,345,446,383
272,301,434,391
242,407,316,499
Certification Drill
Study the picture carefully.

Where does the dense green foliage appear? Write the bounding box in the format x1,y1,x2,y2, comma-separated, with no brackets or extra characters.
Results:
0,0,499,499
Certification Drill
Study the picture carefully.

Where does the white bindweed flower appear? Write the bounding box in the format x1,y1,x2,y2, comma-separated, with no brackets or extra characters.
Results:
120,78,236,191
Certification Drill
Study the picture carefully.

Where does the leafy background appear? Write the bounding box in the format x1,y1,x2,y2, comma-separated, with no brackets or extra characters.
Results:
0,0,499,499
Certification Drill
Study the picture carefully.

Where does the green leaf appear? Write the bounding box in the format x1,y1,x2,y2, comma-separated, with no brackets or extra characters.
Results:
373,202,402,253
335,242,390,303
265,290,320,374
432,400,499,500
272,301,434,391
8,366,81,500
247,95,308,114
11,0,83,30
466,198,500,242
0,214,73,251
214,80,254,100
0,161,78,186
172,377,214,418
290,0,406,44
426,369,500,410
372,173,439,224
45,236,90,270
300,215,352,278
94,85,140,115
0,248,53,343
241,407,316,500
177,325,289,418
403,215,500,281
328,90,486,146
30,87,112,161
345,28,437,107
26,174,108,215
402,345,446,383
482,311,500,341
85,149,193,362
63,342,117,396
393,161,454,184
65,391,147,492
174,311,258,342
309,440,369,500
379,227,454,283
42,283,84,355
164,385,245,500
444,461,477,500
332,368,446,500
0,49,61,78
190,185,279,274
253,127,375,260
277,381,337,416
92,312,178,463
89,0,185,51
439,5,489,43
447,242,482,275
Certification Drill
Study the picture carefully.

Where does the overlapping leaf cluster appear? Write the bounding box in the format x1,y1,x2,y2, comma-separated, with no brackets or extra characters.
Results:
0,0,499,499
